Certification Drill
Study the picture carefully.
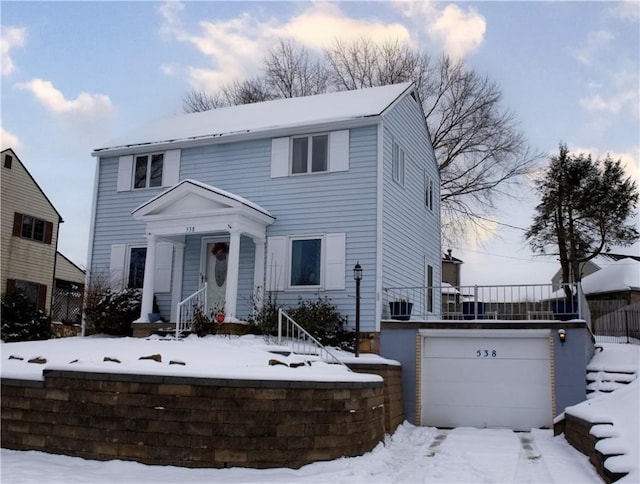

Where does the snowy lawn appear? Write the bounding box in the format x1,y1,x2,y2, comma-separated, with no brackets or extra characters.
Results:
1,336,638,483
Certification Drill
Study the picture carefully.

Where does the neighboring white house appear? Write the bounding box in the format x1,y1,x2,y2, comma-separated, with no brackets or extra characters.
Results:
87,82,441,342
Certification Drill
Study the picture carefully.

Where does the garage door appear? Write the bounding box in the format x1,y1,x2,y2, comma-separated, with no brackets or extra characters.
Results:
421,329,552,431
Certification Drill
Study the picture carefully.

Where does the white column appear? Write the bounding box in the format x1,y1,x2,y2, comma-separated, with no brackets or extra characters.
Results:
224,230,241,321
253,238,265,311
135,233,157,323
170,241,185,323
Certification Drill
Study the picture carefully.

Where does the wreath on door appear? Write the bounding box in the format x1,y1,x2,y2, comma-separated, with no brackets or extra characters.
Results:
212,243,229,287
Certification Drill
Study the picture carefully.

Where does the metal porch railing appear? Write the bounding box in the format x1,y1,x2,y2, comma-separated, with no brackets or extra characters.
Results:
383,283,583,321
277,309,349,369
176,283,207,337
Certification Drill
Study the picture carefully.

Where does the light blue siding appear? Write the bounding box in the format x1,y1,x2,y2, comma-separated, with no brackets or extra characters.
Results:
89,88,440,331
382,94,441,317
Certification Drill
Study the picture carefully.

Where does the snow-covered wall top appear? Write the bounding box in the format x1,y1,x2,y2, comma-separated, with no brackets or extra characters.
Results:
582,258,640,295
94,82,413,153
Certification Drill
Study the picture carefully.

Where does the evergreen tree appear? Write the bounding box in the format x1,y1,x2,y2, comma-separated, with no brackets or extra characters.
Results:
526,143,639,294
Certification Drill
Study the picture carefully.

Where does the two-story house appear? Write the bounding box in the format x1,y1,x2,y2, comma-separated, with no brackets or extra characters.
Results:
1,148,63,314
87,82,441,339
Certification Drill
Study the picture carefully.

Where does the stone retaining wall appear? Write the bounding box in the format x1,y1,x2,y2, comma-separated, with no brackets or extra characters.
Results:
1,370,386,469
556,414,628,483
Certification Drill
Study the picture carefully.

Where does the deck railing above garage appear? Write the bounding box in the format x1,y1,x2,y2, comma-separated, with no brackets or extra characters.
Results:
277,309,349,368
176,283,207,337
383,283,583,321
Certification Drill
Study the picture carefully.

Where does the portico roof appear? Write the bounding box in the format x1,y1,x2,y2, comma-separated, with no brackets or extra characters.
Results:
132,179,275,239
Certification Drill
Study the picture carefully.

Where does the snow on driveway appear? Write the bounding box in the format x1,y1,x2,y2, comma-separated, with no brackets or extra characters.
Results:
1,424,602,483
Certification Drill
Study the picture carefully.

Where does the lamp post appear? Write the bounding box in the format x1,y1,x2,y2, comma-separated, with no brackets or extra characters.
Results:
353,262,362,357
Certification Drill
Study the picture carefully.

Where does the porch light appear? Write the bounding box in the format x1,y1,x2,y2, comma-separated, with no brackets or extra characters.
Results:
353,262,362,357
558,329,566,345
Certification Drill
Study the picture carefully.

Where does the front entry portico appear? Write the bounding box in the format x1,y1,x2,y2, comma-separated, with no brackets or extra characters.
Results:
131,180,275,323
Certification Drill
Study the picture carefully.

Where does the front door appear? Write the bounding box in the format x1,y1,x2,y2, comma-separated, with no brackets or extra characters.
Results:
205,239,229,313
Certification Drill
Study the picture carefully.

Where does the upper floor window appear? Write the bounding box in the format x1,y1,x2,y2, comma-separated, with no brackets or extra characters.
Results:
393,142,405,185
12,213,53,244
4,154,12,169
134,153,164,189
425,174,435,210
292,134,328,174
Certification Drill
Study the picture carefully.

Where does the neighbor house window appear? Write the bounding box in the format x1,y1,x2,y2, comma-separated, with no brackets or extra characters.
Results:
425,175,434,210
393,142,405,185
4,154,12,169
134,153,164,189
291,134,328,174
9,279,46,311
21,215,46,242
290,238,322,287
128,247,147,288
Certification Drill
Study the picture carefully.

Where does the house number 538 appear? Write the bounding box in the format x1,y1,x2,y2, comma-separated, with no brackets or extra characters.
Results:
185,226,195,233
476,349,497,358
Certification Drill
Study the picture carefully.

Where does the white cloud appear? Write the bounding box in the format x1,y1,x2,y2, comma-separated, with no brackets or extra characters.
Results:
16,79,113,117
392,0,486,58
0,126,21,150
160,1,413,91
580,67,639,120
572,30,614,66
1,26,27,76
608,0,640,21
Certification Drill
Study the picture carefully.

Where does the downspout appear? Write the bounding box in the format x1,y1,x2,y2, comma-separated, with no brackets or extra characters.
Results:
51,216,62,318
375,119,385,329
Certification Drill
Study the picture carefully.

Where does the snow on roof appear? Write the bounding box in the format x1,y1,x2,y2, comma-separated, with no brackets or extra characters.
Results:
94,82,414,153
581,258,640,295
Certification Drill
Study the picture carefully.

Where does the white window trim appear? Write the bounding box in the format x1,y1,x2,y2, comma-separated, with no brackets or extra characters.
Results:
290,133,329,175
287,235,324,290
133,152,165,190
425,173,435,210
393,142,405,186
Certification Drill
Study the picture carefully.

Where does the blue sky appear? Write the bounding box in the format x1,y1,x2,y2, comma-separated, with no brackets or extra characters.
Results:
1,1,638,284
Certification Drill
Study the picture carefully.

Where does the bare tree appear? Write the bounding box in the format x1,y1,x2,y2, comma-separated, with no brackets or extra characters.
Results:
181,37,540,243
183,90,226,113
264,39,328,98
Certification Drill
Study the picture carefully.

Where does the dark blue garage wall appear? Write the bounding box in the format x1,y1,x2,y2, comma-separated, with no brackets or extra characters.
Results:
553,327,595,414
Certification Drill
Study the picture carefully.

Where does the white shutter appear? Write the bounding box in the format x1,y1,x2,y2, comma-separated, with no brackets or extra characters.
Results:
265,236,286,291
324,233,346,290
109,244,127,290
329,130,349,172
271,137,290,178
163,149,181,186
116,155,133,192
154,242,173,293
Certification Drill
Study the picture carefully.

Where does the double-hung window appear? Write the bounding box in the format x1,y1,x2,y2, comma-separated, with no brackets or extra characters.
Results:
127,247,147,288
134,153,164,189
425,174,435,210
392,142,405,185
290,237,322,287
292,134,328,174
21,215,46,242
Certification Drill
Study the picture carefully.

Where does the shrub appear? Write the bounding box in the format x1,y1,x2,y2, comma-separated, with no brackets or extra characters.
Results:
288,297,354,351
190,306,218,337
84,286,141,336
245,291,280,336
1,290,51,342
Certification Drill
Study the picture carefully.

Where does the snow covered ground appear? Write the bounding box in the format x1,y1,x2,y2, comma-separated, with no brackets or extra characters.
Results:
1,336,637,484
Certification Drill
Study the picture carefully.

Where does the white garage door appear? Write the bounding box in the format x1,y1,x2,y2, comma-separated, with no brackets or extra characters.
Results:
421,329,552,431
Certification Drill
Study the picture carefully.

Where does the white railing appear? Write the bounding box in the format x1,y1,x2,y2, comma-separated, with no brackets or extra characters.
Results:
383,283,582,321
277,309,349,369
176,283,207,338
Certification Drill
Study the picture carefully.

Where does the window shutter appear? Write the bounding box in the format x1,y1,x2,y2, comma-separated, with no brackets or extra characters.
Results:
163,149,181,186
265,236,286,291
271,138,290,178
154,242,173,293
109,244,127,291
329,130,349,172
12,212,23,236
37,284,47,312
44,221,54,245
116,155,134,192
324,233,346,290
